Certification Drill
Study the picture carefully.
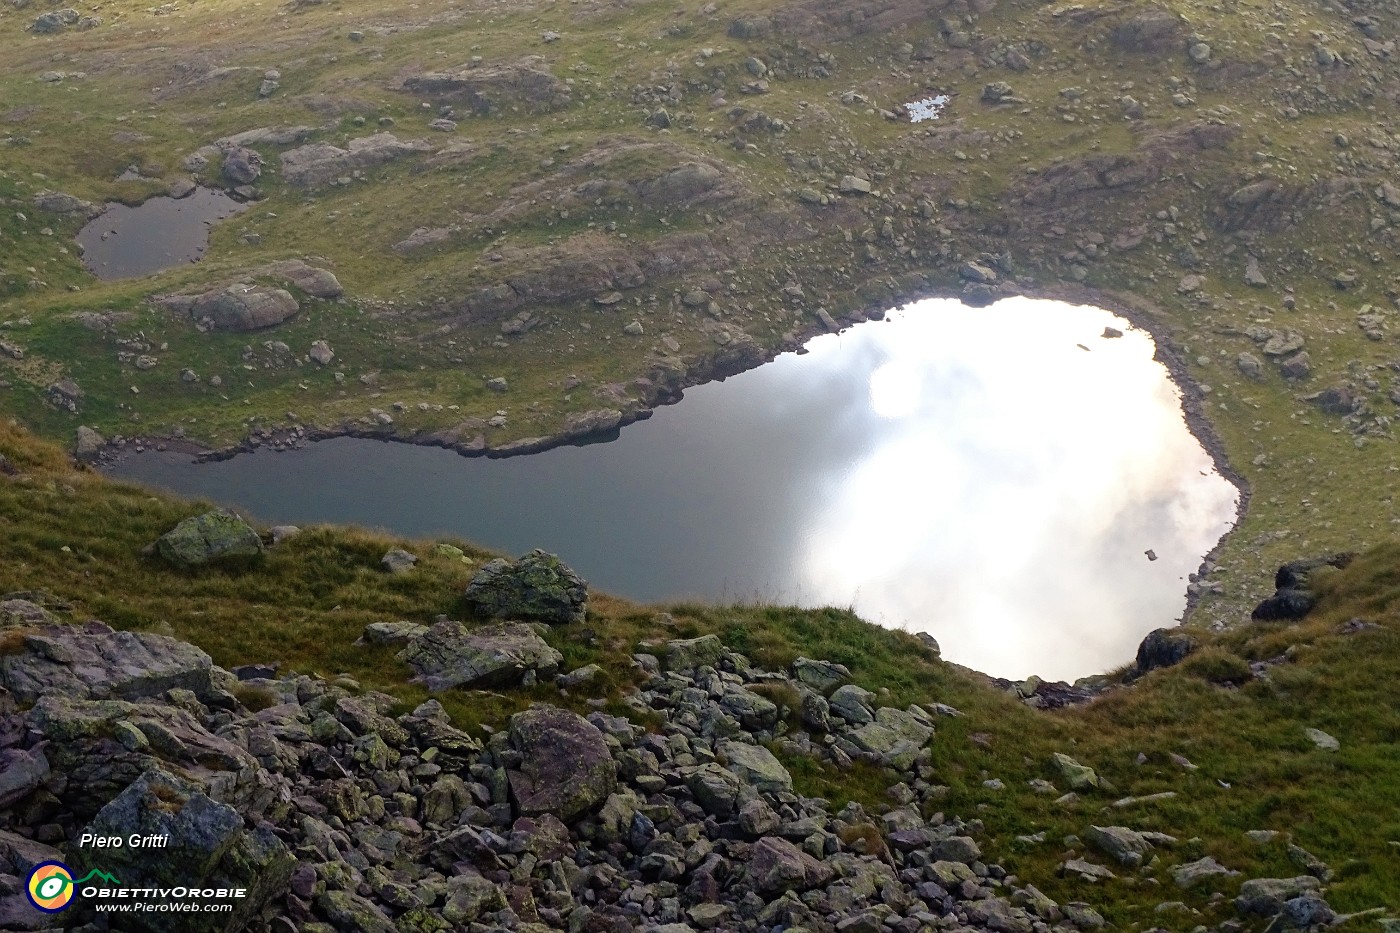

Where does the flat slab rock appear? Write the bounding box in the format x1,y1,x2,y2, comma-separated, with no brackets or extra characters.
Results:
279,132,432,188
396,619,563,691
0,621,213,704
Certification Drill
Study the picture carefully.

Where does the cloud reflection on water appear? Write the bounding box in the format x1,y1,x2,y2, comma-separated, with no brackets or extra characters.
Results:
794,298,1238,679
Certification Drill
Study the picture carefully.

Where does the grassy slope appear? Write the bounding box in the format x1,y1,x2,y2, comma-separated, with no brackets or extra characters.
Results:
2,0,1400,628
1,421,1396,925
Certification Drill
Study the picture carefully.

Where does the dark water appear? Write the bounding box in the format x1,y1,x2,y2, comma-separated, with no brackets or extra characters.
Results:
75,188,247,279
107,298,1239,680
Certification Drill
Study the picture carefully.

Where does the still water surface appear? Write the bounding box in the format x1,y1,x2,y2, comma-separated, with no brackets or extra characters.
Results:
108,298,1239,680
76,188,247,280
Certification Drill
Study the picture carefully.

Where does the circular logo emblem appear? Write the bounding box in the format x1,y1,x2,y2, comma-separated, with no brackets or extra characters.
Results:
26,861,75,913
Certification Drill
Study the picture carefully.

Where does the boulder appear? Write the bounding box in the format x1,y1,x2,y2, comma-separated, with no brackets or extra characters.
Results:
264,260,344,299
1051,752,1101,791
683,763,738,817
1172,855,1240,888
750,836,819,894
717,740,792,793
1235,877,1322,916
1109,8,1185,53
829,684,876,725
382,548,418,574
792,656,849,690
221,146,263,185
397,620,563,690
279,133,434,188
0,746,49,807
357,621,429,646
1086,825,1151,867
665,634,726,671
32,189,102,218
507,706,617,821
1132,628,1199,676
73,425,105,461
0,624,213,703
79,769,292,933
156,509,263,568
400,58,572,114
463,549,588,624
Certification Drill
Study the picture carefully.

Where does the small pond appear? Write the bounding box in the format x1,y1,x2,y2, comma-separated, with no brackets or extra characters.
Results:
76,188,247,280
107,297,1240,681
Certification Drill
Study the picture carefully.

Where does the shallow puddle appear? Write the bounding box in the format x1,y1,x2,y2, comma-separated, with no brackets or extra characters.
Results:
75,188,247,279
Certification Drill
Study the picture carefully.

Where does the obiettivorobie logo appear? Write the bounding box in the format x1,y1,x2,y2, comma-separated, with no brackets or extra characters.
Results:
25,860,248,916
25,862,121,913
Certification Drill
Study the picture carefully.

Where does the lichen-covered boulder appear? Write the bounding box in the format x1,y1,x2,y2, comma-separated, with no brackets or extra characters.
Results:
463,549,587,624
1051,752,1101,791
718,740,792,794
665,633,726,671
397,620,562,691
156,509,263,568
507,705,616,822
78,769,292,933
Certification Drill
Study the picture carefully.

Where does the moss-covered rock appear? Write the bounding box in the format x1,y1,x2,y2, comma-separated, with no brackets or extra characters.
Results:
155,510,263,569
462,549,587,624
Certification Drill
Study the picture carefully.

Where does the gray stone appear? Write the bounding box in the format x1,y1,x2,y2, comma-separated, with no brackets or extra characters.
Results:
1279,351,1312,380
1303,727,1339,751
1237,352,1264,380
0,626,213,703
463,549,588,624
0,747,49,807
397,620,562,690
839,174,872,194
279,133,435,188
1236,877,1322,915
1087,825,1151,867
176,284,300,331
1051,752,1101,790
357,621,429,646
1134,627,1199,675
381,548,418,574
1172,855,1239,888
665,633,726,671
686,763,741,817
73,425,105,460
718,739,792,793
792,656,849,690
222,146,263,185
829,684,875,724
